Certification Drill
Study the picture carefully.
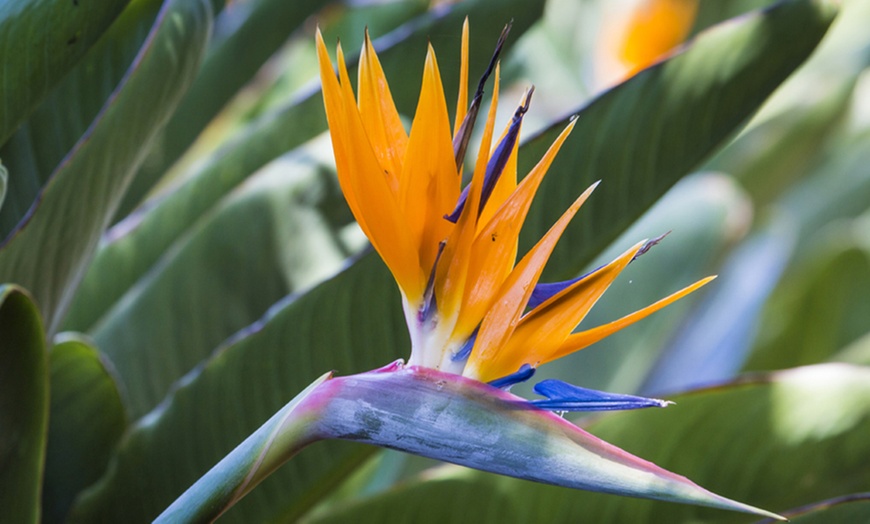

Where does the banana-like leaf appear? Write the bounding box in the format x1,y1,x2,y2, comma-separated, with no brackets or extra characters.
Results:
71,255,406,523
0,0,165,237
521,0,837,281
745,225,870,372
0,0,130,145
0,0,212,334
93,161,351,418
0,285,47,523
306,363,870,524
115,0,336,217
158,364,781,523
42,335,127,524
64,0,544,334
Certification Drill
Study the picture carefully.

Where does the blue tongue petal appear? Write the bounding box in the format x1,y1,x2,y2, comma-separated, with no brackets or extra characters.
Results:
531,379,672,412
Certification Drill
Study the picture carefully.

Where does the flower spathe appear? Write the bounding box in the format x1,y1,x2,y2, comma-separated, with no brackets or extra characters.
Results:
316,21,713,389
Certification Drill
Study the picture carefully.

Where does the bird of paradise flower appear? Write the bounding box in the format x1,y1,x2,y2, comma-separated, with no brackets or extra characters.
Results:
159,20,783,522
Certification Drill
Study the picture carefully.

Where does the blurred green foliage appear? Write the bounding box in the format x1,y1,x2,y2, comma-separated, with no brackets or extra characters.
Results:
1,0,869,522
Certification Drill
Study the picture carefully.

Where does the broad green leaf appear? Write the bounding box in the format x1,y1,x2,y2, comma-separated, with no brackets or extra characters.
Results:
306,363,870,524
42,335,127,524
63,0,543,333
0,0,213,334
71,255,406,523
94,157,351,418
0,0,165,237
520,0,837,282
0,0,130,145
745,227,870,372
0,285,48,523
115,0,336,217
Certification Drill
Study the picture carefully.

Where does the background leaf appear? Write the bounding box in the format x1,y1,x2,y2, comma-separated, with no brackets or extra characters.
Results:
0,0,130,145
42,335,127,524
0,285,47,523
0,0,213,334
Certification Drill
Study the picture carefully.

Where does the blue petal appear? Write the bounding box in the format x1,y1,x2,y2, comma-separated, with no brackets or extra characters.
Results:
451,327,479,362
526,265,603,311
488,364,536,389
531,379,671,412
445,90,532,224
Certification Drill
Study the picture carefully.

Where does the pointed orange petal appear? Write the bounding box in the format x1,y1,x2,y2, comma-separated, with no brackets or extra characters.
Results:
358,29,407,194
317,31,424,302
399,44,460,273
453,18,470,136
464,182,599,379
550,275,716,361
436,63,501,332
456,120,577,339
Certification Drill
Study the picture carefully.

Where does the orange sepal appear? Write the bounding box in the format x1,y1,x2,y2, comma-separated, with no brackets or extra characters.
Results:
316,30,424,302
453,18,470,136
399,44,460,273
477,240,646,381
550,275,716,361
457,120,577,340
358,29,408,194
464,182,599,379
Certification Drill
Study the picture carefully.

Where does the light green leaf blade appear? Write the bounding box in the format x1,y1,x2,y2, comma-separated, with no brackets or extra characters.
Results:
306,363,870,524
745,222,870,372
520,0,838,281
0,0,213,334
63,0,544,335
42,335,127,524
0,0,130,145
0,285,48,523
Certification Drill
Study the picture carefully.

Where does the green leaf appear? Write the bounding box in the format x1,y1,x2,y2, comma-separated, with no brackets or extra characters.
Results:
306,363,870,524
70,255,405,523
93,159,351,418
42,335,127,524
0,0,213,334
116,0,336,217
0,160,7,212
745,225,870,372
0,285,48,523
520,0,838,282
0,0,165,237
63,0,544,335
0,0,130,145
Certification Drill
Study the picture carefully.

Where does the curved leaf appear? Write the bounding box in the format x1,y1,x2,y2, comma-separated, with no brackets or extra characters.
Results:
0,0,130,145
745,228,870,372
71,255,406,523
64,0,544,335
0,0,213,334
0,0,166,237
42,335,127,524
115,0,335,217
0,285,47,523
520,0,837,281
93,160,350,418
306,363,870,524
